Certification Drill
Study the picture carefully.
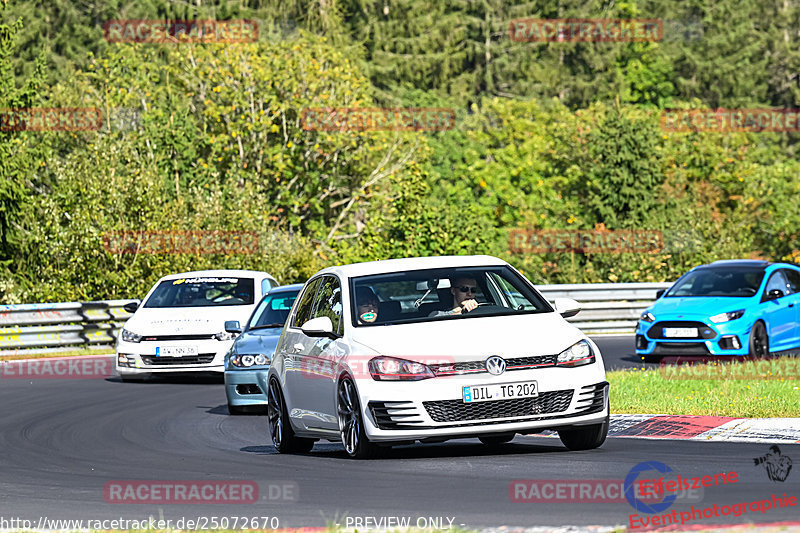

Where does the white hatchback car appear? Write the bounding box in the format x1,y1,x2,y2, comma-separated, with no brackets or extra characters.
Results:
116,269,279,381
268,255,609,458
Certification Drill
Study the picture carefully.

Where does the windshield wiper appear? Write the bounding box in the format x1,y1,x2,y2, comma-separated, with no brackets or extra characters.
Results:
249,323,284,330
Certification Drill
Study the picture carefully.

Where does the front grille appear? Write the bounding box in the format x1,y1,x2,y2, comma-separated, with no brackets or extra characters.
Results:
647,321,716,340
653,343,710,355
140,334,216,341
574,382,607,414
430,354,557,376
141,354,216,365
423,390,573,423
369,401,427,430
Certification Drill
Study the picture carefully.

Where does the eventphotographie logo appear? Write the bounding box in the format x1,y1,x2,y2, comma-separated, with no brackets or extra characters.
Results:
300,107,456,132
509,18,663,42
1,356,113,379
103,19,258,43
509,229,663,254
661,108,800,132
0,108,103,132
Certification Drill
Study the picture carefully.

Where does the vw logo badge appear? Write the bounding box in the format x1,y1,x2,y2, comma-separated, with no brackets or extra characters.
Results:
485,356,507,375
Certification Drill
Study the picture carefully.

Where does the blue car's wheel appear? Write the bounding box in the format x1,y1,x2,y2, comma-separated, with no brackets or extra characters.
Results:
748,321,769,358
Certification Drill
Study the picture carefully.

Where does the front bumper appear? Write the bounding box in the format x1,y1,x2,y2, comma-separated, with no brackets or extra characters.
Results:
353,364,608,442
635,317,752,357
116,338,231,374
224,368,269,406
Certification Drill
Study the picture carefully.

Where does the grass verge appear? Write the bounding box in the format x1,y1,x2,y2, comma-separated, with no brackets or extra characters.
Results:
0,346,113,361
608,356,800,417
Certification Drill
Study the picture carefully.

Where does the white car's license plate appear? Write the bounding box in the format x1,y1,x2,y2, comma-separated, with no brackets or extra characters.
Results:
463,381,538,403
156,346,199,357
663,327,698,338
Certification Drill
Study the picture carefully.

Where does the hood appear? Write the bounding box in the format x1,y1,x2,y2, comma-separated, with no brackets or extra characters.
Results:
124,306,254,335
349,312,583,361
650,296,752,318
233,329,282,357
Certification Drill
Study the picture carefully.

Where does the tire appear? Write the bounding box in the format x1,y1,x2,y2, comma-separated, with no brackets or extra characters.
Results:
558,415,609,451
749,321,769,358
337,377,381,459
479,434,515,446
267,378,314,453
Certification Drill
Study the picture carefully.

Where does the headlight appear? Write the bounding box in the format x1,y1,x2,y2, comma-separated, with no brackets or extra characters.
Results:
709,309,745,323
213,331,237,341
121,328,141,343
556,340,595,367
230,353,270,368
640,312,655,323
368,356,435,381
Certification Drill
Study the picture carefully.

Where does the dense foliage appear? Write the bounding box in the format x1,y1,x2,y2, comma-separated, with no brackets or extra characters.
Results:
1,0,799,302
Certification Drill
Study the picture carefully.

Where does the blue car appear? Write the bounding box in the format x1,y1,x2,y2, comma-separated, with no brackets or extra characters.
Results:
223,284,303,414
636,260,800,361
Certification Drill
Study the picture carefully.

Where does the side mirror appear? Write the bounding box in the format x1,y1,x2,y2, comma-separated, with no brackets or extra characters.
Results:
300,316,337,338
122,302,139,314
224,320,243,334
767,289,784,300
655,289,665,299
553,297,581,319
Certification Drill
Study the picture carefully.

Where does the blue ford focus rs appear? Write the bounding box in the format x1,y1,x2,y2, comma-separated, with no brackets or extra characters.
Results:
636,260,800,361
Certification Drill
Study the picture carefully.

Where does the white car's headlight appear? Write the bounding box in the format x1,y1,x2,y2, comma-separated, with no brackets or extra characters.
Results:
230,353,270,368
121,328,141,343
368,356,435,381
213,331,237,341
556,340,595,367
709,310,745,323
640,311,655,323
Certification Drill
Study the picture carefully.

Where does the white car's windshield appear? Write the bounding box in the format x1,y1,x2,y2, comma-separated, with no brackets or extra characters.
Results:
143,276,255,308
350,266,552,326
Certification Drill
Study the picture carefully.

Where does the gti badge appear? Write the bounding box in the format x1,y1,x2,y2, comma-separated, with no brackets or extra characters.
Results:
485,356,507,375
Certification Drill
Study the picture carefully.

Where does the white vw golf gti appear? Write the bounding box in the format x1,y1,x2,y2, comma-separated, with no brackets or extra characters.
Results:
268,256,609,458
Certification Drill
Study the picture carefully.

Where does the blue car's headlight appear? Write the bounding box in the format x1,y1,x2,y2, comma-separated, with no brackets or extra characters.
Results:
709,310,745,323
556,340,595,367
230,353,270,368
640,312,655,323
121,328,141,343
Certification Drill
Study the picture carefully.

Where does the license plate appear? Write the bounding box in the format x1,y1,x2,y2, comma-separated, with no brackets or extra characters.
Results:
663,327,698,338
156,346,198,357
463,381,538,403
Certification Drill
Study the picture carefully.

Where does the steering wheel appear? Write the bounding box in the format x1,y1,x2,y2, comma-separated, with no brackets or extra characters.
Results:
462,302,494,313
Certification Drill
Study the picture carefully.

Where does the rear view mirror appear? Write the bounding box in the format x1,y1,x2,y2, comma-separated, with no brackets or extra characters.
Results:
655,289,665,299
224,320,242,334
767,289,784,300
553,298,581,319
122,302,139,314
301,316,337,338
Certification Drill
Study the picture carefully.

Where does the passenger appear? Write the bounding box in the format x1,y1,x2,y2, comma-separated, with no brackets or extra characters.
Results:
355,286,379,324
430,276,479,316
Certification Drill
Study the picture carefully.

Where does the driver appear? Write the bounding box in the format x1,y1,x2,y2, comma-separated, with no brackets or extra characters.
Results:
430,276,479,316
355,286,379,324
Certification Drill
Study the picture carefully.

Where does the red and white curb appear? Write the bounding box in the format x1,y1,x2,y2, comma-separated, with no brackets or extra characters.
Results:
609,415,800,444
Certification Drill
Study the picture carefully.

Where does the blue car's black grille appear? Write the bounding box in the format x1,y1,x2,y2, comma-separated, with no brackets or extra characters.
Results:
647,321,716,340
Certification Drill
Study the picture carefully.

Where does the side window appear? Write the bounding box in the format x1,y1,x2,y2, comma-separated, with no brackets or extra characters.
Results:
311,276,343,335
292,278,322,328
783,269,800,294
765,271,790,298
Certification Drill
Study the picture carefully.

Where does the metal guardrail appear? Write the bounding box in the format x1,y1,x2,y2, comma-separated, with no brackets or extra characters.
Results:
0,300,139,355
0,282,673,355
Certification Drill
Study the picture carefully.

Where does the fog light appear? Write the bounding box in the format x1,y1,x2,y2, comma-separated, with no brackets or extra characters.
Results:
718,336,741,350
636,335,648,350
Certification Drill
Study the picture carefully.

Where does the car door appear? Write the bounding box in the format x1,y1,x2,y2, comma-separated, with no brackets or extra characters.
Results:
301,275,346,430
280,277,322,423
760,270,795,350
781,268,800,346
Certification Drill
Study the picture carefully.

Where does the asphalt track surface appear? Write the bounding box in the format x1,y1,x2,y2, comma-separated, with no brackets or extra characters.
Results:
1,336,797,529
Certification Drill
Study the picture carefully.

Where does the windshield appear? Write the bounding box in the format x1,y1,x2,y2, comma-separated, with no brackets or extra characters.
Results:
248,290,300,329
350,266,552,327
665,268,765,298
143,276,255,307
